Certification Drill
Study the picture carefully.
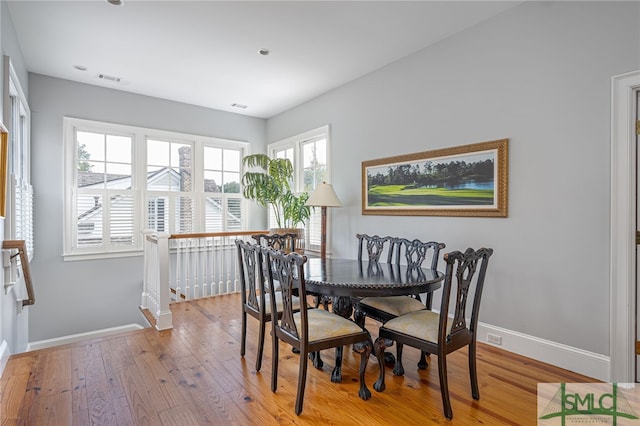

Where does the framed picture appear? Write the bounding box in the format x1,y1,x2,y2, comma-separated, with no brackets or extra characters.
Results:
362,138,508,217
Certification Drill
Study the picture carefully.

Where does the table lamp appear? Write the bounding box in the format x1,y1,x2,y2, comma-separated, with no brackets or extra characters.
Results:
305,181,342,259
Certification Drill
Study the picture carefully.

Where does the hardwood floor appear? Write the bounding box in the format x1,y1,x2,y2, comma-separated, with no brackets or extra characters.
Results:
1,294,595,425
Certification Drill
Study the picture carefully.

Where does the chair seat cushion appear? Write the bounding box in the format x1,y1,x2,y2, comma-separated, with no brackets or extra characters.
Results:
359,296,426,316
294,309,364,342
265,292,300,315
383,310,452,343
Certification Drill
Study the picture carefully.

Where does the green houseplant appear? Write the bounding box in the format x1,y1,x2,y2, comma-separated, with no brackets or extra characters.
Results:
241,153,311,230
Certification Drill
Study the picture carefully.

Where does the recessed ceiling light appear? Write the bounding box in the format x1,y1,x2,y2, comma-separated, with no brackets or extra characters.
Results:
74,65,87,71
107,0,123,5
258,49,270,56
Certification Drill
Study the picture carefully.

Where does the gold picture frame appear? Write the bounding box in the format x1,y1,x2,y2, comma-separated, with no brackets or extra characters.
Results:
362,138,508,217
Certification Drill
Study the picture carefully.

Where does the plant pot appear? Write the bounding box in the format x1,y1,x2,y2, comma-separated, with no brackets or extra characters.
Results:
269,228,305,254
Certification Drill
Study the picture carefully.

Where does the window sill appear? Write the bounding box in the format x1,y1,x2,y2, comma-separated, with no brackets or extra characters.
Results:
62,250,143,262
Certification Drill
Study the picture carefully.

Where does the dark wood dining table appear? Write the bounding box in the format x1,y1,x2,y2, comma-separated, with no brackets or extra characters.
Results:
302,257,444,382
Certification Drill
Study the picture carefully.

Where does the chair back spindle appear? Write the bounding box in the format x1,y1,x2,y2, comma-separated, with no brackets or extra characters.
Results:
356,233,393,263
441,247,492,342
236,240,262,313
263,248,307,342
390,237,445,270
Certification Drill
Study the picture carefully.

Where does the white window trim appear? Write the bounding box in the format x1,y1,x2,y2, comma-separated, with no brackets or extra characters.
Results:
269,125,331,254
63,117,248,261
3,56,32,259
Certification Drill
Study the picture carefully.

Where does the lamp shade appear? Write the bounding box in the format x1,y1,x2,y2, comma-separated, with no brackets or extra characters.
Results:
305,182,342,207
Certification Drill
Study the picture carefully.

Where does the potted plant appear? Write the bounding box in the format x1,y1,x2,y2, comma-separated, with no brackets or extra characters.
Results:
242,154,311,249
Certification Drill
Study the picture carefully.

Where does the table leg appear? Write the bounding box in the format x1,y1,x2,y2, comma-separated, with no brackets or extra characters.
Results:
354,300,396,365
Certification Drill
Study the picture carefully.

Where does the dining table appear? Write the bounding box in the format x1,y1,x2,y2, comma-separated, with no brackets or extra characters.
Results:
302,257,444,383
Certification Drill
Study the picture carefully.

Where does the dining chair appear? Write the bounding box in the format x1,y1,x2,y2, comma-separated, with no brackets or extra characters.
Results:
355,237,445,369
262,246,373,415
373,247,493,420
252,232,299,296
235,239,301,372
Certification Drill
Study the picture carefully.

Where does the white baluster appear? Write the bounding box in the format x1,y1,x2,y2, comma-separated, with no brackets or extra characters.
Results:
174,239,182,302
204,236,211,297
226,236,232,293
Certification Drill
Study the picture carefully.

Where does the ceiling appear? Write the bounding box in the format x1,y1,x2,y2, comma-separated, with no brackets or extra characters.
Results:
7,1,520,119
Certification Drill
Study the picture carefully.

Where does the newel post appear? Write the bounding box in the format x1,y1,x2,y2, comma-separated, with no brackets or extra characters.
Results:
155,232,173,330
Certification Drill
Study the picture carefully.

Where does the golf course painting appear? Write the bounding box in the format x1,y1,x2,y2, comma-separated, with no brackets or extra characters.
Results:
362,139,508,217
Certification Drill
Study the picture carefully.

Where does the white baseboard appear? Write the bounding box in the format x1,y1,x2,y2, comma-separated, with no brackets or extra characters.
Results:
0,340,9,378
26,324,144,352
477,322,610,382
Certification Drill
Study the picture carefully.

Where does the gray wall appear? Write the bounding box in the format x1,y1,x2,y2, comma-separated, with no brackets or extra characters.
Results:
28,75,266,341
267,1,640,356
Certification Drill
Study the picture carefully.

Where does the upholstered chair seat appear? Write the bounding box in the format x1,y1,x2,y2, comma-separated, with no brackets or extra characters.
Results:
382,310,453,343
357,295,426,317
295,308,365,341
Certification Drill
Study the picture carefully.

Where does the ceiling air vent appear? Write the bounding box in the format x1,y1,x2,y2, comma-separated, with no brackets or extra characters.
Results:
231,103,248,109
98,74,122,83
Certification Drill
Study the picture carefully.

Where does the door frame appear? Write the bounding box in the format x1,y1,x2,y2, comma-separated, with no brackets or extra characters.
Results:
611,70,640,382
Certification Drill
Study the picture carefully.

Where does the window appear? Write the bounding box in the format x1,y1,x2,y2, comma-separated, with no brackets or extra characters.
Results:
64,118,247,259
269,125,330,253
4,56,32,260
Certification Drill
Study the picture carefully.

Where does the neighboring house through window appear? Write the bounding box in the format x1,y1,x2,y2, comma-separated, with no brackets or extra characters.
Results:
64,118,247,260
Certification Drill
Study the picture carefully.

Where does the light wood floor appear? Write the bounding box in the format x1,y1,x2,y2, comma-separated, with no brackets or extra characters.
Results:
1,294,595,425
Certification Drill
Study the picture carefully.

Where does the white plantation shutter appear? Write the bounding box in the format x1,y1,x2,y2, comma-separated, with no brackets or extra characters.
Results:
75,190,136,251
13,176,34,260
204,195,243,232
204,195,223,232
307,208,322,248
109,194,135,246
146,194,196,234
227,197,242,231
147,196,168,233
175,195,195,234
76,192,103,248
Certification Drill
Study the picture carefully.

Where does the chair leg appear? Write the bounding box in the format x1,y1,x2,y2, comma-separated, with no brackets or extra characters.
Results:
295,348,309,415
271,336,279,393
353,339,372,400
240,311,247,357
256,318,266,371
353,306,366,328
393,343,405,376
438,354,453,420
373,337,392,392
469,341,480,400
417,351,429,370
331,346,343,383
